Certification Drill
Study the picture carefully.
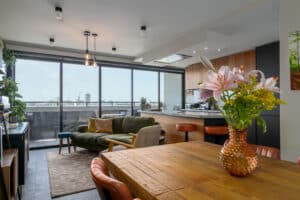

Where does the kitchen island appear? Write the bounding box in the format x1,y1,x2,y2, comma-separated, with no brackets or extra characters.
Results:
140,110,226,144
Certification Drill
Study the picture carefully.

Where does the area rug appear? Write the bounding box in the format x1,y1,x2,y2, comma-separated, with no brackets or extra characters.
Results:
47,150,98,198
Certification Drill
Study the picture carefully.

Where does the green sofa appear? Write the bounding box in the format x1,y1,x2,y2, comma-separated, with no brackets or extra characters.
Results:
71,116,157,151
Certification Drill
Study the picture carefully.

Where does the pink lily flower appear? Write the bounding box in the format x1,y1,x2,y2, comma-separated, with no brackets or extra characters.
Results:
199,89,213,101
255,76,280,93
200,66,237,100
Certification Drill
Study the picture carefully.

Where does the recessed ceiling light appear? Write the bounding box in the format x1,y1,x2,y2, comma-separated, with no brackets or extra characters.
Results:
140,25,147,38
55,6,63,20
155,54,191,64
49,37,55,47
193,50,197,54
217,48,221,52
204,46,208,51
112,46,117,54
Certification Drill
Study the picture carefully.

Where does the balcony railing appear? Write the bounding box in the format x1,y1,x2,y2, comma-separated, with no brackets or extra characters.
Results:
24,101,158,146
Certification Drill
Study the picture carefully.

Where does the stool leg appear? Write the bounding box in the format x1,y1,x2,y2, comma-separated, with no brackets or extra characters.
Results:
67,137,71,153
185,131,189,142
59,138,62,154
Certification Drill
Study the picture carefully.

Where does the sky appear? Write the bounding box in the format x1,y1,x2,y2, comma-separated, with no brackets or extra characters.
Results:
16,59,160,102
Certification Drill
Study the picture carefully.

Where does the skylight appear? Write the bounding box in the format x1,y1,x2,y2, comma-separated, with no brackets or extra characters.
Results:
155,54,191,64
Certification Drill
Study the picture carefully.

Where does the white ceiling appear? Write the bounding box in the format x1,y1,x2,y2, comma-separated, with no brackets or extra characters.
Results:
0,0,279,68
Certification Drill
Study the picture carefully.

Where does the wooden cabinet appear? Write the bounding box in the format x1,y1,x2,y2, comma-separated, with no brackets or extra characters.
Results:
185,50,256,89
248,42,280,148
4,122,30,186
1,149,18,200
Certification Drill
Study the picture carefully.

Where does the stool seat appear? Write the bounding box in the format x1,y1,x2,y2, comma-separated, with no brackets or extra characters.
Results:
176,123,197,142
57,132,74,154
58,131,72,138
204,126,228,135
176,123,197,132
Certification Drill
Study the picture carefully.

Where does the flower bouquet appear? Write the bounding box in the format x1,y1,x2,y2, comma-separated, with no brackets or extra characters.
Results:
199,55,284,176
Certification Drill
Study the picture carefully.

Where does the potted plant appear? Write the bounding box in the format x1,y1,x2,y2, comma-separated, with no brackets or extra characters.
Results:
199,55,285,177
0,47,26,123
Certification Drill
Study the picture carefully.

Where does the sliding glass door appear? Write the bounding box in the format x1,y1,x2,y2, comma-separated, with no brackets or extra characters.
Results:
133,70,158,114
101,67,131,117
15,59,60,147
62,63,99,131
15,56,184,148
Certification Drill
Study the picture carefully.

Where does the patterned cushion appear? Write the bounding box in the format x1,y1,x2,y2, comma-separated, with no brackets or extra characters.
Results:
95,119,113,133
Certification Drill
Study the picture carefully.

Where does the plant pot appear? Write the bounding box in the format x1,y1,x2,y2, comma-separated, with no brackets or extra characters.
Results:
9,114,18,123
219,126,257,177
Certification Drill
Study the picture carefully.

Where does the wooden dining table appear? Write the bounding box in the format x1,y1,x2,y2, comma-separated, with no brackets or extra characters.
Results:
101,141,300,200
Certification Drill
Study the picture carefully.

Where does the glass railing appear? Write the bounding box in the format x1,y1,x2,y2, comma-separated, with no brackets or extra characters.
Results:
24,101,159,147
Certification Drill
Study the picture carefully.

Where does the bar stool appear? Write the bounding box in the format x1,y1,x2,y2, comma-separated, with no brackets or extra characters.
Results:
176,123,197,142
204,126,228,145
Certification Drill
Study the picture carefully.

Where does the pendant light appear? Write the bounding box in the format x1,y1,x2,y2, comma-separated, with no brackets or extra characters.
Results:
84,30,91,66
92,33,98,67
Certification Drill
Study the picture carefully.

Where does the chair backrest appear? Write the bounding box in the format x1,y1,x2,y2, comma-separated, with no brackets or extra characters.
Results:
134,125,161,148
250,144,280,160
90,157,134,200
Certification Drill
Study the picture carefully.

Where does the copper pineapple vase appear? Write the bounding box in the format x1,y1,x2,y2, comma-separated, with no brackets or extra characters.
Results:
219,127,257,177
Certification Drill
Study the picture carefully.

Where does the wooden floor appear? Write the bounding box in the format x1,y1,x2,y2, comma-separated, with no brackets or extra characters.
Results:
22,148,99,200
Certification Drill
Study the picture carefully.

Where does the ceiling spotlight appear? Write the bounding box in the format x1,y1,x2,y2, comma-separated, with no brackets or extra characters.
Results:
140,25,147,38
193,50,197,54
55,6,63,20
204,46,209,51
217,48,221,52
49,37,55,47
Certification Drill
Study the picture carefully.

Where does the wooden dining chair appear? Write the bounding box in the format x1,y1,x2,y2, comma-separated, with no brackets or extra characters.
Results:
105,125,161,152
90,157,141,200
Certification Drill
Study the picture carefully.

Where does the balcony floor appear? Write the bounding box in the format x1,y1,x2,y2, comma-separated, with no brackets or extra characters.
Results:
30,138,60,149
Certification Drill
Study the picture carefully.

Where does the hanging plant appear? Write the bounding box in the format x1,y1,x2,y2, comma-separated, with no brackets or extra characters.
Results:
3,47,16,69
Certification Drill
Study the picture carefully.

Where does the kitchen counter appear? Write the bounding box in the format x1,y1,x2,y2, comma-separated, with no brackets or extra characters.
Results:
139,110,223,119
140,110,226,144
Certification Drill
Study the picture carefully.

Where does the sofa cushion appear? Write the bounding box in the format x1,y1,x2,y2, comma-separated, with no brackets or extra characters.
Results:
88,118,97,132
71,132,108,146
122,117,155,133
112,117,124,133
95,118,113,133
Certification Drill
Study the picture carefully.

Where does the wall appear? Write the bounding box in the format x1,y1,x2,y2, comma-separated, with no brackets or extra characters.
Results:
185,50,256,90
279,0,300,161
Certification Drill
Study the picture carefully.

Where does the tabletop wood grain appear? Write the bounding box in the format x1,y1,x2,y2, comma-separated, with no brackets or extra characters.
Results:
101,141,300,200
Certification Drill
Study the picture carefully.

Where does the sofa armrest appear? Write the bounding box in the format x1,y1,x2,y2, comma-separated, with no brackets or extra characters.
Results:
105,138,135,152
78,125,88,133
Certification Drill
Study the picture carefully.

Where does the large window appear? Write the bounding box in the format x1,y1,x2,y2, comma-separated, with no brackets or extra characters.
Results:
15,55,184,148
16,59,60,147
102,67,131,117
160,72,182,111
133,70,158,114
63,63,99,131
